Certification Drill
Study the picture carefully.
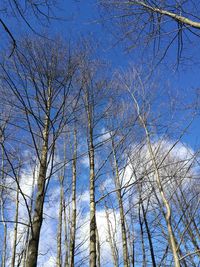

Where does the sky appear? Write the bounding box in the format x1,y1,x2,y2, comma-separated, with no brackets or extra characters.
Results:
57,0,200,149
1,1,200,266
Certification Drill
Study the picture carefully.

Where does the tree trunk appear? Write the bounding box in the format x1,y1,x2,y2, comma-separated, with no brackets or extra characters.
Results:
130,92,181,267
96,228,101,267
105,202,118,267
89,128,96,267
69,129,77,267
140,194,156,267
146,137,180,267
26,95,51,267
86,97,97,267
64,198,69,267
56,174,64,267
23,168,36,267
1,146,7,267
141,202,156,266
11,178,20,267
126,217,134,267
0,199,7,267
139,203,146,267
111,139,129,267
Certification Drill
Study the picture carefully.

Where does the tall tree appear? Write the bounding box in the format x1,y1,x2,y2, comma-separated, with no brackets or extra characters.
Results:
1,37,79,267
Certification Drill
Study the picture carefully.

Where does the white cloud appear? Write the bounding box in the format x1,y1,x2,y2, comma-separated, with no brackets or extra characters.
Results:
42,256,56,267
76,207,122,266
80,190,90,203
98,127,111,143
81,155,90,168
5,138,196,266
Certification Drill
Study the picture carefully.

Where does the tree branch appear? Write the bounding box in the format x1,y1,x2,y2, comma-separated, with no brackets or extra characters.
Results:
128,1,200,29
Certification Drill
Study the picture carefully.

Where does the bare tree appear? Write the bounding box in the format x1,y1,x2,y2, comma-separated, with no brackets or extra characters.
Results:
0,0,60,56
11,164,21,267
0,139,7,267
113,66,200,266
1,36,79,267
69,127,78,267
56,163,65,267
125,75,180,266
0,28,199,267
110,135,130,267
82,70,97,267
104,199,119,267
99,1,200,63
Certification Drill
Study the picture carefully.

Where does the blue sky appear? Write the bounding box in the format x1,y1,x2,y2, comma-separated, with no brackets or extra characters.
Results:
1,1,200,266
56,1,200,149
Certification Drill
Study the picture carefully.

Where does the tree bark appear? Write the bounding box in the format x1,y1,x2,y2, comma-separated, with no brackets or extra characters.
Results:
111,138,129,267
139,203,146,267
86,92,97,267
105,202,118,267
89,124,96,267
25,93,51,267
11,173,20,267
128,1,200,30
56,174,64,267
64,198,69,267
129,91,180,267
69,129,77,267
1,146,7,267
23,167,36,267
96,228,101,267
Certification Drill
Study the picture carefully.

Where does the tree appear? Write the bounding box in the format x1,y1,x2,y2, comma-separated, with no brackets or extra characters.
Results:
69,127,78,267
77,51,111,266
111,134,130,267
0,0,60,56
99,1,200,63
1,36,79,267
0,29,199,267
113,65,200,266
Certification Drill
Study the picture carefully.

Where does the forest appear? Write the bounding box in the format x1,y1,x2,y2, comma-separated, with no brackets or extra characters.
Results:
0,1,200,267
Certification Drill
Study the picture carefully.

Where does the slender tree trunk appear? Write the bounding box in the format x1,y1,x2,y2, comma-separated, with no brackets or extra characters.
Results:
69,129,77,267
26,94,51,267
147,139,180,267
158,245,169,267
129,92,180,267
96,228,101,267
0,199,7,267
126,218,134,267
1,146,7,267
23,168,36,267
140,196,156,267
139,203,146,267
127,197,135,267
11,175,20,267
64,198,69,267
89,124,96,267
56,174,64,267
85,94,97,267
141,202,156,266
111,139,129,267
105,202,118,267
